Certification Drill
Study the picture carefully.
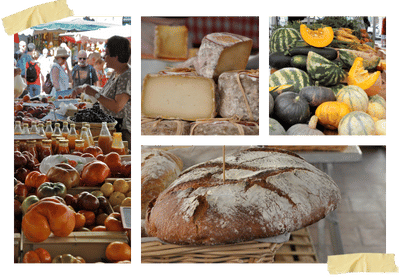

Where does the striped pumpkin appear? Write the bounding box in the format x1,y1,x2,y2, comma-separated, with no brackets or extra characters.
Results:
338,111,376,135
366,102,386,120
269,67,312,94
270,28,302,53
368,95,386,108
306,51,346,86
336,85,369,112
269,118,286,135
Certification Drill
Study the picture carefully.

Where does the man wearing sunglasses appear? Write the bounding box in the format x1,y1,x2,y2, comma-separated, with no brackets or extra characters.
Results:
71,50,98,92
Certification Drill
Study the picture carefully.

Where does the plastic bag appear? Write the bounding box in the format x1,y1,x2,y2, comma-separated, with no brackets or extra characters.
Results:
39,155,95,174
14,74,26,98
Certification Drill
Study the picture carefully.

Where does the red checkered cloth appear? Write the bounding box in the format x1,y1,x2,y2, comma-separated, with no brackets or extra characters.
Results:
185,17,259,50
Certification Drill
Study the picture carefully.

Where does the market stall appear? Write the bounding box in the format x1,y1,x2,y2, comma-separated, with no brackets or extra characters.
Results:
141,17,260,136
269,16,386,136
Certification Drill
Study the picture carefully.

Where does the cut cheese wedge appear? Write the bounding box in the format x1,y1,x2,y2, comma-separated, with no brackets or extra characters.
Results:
195,32,253,80
154,25,188,59
141,72,217,121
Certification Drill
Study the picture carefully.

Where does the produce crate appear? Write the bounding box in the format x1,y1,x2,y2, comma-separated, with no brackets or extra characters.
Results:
274,228,318,263
19,231,129,263
141,239,283,263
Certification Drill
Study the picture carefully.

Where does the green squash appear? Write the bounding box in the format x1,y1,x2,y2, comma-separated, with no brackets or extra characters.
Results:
274,91,310,127
269,118,286,135
306,51,346,86
269,67,312,95
270,28,302,53
339,49,381,70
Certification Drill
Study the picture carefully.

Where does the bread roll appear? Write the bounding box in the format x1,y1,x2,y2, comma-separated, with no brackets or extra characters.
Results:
146,147,341,245
141,148,183,219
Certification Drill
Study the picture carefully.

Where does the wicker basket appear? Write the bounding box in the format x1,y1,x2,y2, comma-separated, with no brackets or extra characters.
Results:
141,239,283,263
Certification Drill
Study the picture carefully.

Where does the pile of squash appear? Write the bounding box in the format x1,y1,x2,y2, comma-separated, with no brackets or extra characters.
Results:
269,24,386,136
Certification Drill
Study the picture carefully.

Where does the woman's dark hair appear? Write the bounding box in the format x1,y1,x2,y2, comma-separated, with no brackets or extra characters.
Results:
106,36,131,63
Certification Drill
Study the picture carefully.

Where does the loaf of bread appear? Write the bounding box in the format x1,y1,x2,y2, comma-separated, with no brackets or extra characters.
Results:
141,148,183,219
141,118,191,135
145,147,341,245
190,120,259,135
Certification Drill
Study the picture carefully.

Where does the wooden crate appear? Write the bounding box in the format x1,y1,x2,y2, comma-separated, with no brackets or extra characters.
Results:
18,231,129,263
275,228,318,263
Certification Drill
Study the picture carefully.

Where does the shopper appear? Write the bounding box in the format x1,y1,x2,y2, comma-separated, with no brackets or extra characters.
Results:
49,47,71,96
72,36,131,149
93,57,108,87
25,50,43,98
71,50,98,89
17,42,35,79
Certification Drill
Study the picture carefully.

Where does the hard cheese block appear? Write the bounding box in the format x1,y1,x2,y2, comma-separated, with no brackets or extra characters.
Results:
328,253,399,274
195,32,253,80
141,72,217,121
217,70,259,121
154,25,188,59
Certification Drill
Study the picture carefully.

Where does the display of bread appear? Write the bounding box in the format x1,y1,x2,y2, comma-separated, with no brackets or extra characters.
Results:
141,148,183,219
145,147,341,245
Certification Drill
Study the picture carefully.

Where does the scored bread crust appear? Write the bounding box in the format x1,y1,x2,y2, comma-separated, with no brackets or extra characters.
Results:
141,148,183,219
145,147,341,245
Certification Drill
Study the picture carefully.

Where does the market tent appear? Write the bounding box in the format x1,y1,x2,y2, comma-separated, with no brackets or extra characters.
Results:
30,17,119,35
60,25,131,44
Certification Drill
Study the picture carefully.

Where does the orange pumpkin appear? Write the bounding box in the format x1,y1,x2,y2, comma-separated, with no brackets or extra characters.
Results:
22,197,76,242
104,212,124,231
78,210,96,227
300,24,334,48
103,152,122,175
83,146,103,157
105,241,131,262
34,248,52,263
315,101,352,130
92,225,107,231
81,160,111,186
347,57,381,90
74,212,86,230
24,171,49,189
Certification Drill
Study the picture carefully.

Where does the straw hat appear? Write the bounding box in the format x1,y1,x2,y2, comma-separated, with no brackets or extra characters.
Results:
54,47,69,58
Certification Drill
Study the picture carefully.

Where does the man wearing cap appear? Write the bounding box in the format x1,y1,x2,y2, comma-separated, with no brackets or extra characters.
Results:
17,42,35,79
71,50,98,91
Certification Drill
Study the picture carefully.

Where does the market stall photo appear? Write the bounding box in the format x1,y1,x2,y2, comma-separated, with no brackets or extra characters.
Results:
141,17,260,135
141,145,387,265
269,16,386,136
14,16,131,263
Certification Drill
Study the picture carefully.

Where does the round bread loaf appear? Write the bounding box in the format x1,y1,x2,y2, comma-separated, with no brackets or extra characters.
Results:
145,147,341,245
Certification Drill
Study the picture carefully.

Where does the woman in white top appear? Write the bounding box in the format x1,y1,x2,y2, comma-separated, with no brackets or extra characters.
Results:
49,47,71,95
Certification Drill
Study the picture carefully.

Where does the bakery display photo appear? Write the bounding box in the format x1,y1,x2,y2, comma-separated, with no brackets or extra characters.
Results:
141,145,386,263
269,16,386,136
141,17,259,135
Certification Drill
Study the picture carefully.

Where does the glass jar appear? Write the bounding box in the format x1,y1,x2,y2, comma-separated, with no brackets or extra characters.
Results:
40,139,53,161
58,139,70,155
74,139,85,153
26,140,38,161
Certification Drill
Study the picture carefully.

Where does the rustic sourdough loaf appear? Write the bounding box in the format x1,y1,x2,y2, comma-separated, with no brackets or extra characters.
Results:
145,147,341,245
141,148,183,219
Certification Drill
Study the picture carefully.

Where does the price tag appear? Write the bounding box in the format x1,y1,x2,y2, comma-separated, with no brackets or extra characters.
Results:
120,207,131,229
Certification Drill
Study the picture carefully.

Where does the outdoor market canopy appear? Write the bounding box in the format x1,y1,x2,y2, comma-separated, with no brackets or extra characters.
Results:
60,25,131,44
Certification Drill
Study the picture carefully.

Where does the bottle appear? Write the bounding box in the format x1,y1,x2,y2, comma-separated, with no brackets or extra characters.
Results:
21,123,30,134
98,122,112,155
68,123,78,151
53,122,62,136
111,132,125,155
14,121,22,135
40,139,53,161
80,127,90,149
85,123,94,146
37,123,46,137
29,122,38,134
45,121,53,139
74,139,85,153
58,139,70,154
61,121,70,138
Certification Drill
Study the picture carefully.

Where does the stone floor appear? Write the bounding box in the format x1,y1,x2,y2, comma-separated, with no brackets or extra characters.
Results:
307,146,386,263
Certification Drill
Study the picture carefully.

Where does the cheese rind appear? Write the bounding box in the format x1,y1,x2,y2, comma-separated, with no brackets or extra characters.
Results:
195,32,253,80
154,25,188,59
217,70,259,121
141,73,217,121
